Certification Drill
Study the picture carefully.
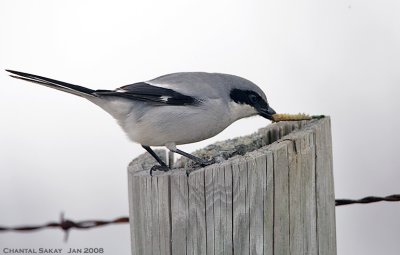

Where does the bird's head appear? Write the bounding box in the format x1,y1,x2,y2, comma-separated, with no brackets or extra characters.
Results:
228,78,276,121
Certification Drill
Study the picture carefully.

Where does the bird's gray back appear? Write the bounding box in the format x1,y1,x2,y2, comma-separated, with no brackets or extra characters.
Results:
146,72,264,101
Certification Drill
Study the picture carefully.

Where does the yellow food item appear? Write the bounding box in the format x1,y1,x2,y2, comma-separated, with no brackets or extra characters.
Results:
272,113,312,122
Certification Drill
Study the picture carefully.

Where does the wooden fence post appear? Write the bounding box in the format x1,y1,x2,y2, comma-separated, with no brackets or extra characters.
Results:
127,117,336,255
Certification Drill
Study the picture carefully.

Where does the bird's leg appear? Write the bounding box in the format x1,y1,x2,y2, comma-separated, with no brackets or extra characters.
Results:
165,143,215,167
142,145,170,175
174,149,215,166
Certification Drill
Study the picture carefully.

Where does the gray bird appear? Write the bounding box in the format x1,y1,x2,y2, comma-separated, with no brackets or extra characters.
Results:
6,70,276,174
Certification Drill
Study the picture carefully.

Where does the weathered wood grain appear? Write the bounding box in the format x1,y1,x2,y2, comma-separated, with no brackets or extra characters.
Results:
205,165,215,255
214,164,224,255
127,170,138,255
302,131,318,255
263,150,274,255
188,168,207,255
128,117,336,255
232,158,250,255
273,142,290,255
223,163,233,255
171,172,189,255
158,175,171,255
288,138,303,255
314,118,337,255
151,176,161,255
248,154,264,255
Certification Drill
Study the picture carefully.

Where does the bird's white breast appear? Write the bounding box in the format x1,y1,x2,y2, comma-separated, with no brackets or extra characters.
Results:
91,95,258,147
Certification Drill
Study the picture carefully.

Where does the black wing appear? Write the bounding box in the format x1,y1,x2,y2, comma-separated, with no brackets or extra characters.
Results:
94,82,200,106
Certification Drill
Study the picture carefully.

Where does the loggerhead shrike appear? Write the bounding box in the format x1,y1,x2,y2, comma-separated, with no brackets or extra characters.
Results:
6,70,276,174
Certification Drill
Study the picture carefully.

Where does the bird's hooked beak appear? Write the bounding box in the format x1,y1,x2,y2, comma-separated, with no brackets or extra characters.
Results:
258,106,276,121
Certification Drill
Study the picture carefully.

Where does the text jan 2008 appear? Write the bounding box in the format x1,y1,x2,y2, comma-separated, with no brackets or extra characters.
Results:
2,248,104,254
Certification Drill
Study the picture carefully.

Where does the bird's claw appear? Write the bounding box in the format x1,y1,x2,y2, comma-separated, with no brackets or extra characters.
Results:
199,157,216,167
150,165,170,176
185,158,216,177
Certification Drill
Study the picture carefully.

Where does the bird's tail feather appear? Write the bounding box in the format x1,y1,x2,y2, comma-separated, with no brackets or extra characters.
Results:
6,70,96,98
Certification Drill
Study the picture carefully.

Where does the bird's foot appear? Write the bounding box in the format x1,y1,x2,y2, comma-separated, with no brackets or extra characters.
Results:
185,158,215,177
150,165,170,176
193,157,216,167
200,158,216,166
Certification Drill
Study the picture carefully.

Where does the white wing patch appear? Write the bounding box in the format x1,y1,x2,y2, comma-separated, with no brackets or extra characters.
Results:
160,96,171,102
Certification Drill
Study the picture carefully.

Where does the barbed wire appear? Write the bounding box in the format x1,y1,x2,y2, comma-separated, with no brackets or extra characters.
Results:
335,194,400,206
1,194,400,238
0,213,128,241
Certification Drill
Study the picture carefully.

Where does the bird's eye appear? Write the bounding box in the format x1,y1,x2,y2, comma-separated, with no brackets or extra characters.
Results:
249,94,259,104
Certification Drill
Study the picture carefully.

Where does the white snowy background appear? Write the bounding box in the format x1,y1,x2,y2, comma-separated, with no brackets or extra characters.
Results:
1,0,400,254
